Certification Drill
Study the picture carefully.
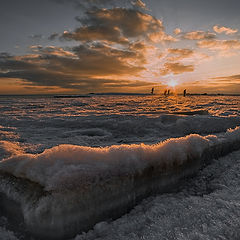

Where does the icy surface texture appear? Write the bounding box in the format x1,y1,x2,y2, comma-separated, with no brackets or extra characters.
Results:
75,150,240,240
0,217,19,240
0,95,239,153
0,127,239,192
0,133,210,191
0,95,240,239
0,127,239,239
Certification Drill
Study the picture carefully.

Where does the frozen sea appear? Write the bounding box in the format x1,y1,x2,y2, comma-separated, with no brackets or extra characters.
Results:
0,94,240,240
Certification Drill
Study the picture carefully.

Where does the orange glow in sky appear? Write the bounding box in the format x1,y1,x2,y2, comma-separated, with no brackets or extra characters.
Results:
0,1,240,94
167,79,178,88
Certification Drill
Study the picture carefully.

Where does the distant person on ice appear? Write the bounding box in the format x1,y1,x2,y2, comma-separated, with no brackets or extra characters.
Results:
183,89,187,97
151,88,154,95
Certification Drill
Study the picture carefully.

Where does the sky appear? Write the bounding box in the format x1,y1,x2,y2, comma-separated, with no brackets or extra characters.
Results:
0,0,240,94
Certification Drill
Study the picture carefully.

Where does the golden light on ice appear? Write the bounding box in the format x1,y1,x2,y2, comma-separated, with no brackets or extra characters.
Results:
167,79,178,88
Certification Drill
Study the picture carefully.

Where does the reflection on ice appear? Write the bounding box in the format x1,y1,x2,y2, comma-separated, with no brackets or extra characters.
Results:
0,95,240,154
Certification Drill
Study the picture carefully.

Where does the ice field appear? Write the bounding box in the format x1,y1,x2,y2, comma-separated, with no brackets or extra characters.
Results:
0,94,240,239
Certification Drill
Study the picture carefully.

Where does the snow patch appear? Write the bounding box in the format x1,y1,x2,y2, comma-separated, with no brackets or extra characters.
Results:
0,141,24,161
0,127,240,239
0,134,210,192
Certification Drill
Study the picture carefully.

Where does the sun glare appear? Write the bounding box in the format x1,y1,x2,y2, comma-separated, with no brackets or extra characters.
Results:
167,79,178,88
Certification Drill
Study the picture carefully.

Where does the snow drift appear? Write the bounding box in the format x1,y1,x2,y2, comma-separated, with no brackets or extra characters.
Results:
0,127,240,239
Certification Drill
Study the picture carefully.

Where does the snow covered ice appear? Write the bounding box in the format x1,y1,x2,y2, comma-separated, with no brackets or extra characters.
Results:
0,95,240,239
75,149,240,240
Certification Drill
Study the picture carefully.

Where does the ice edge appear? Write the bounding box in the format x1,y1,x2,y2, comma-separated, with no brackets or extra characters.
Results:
0,127,240,239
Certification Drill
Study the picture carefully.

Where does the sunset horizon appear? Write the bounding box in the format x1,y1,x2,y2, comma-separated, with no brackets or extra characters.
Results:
1,1,240,240
1,0,240,95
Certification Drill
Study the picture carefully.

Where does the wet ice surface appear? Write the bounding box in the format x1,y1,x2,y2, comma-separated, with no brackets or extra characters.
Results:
0,95,240,153
0,95,240,239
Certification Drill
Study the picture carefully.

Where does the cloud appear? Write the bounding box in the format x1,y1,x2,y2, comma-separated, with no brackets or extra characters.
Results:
212,74,240,83
129,41,148,51
0,54,38,72
131,0,148,10
165,48,209,64
48,33,59,41
182,31,216,40
29,34,44,40
174,28,181,35
62,8,175,44
52,0,122,9
54,0,150,11
148,31,177,43
52,0,147,12
30,45,76,57
0,43,150,92
203,74,240,93
2,2,176,93
167,48,194,61
62,26,129,44
213,26,238,35
160,62,194,76
198,39,240,50
71,43,146,75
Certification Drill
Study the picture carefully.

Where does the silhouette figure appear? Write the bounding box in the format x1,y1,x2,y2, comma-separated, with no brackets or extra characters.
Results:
164,90,167,96
167,89,170,95
151,87,154,95
183,89,186,97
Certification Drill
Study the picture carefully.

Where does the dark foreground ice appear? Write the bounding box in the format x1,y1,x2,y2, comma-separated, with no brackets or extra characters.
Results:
0,95,240,239
75,149,240,240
